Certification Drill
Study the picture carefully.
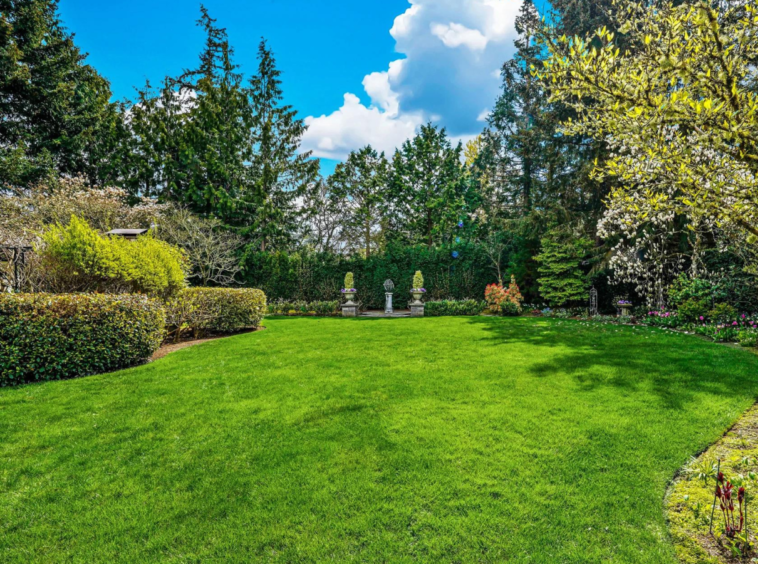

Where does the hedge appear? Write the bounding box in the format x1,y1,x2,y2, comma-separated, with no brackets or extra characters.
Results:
267,300,340,316
240,243,497,309
0,293,165,386
164,287,266,339
425,299,487,317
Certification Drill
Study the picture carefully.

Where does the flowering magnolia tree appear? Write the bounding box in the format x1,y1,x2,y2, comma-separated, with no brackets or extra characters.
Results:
537,0,758,239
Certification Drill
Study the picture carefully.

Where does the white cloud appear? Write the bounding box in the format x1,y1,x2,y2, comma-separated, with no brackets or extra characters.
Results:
477,109,490,122
302,94,423,160
300,0,524,163
431,22,488,51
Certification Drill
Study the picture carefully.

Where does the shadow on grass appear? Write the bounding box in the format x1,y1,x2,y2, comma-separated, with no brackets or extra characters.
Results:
466,316,758,411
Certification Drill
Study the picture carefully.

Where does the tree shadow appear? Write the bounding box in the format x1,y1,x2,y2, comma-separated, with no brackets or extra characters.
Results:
466,316,758,411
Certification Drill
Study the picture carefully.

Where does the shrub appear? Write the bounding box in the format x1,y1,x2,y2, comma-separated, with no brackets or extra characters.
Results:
425,299,486,317
534,231,592,306
164,288,266,339
0,293,165,386
709,303,738,324
38,216,187,296
677,298,710,323
485,275,524,315
738,329,758,348
412,271,424,290
343,272,355,291
668,274,722,308
500,301,523,316
267,300,340,317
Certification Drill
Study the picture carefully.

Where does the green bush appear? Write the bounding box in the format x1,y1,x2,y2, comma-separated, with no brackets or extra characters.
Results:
738,329,758,348
426,299,485,317
668,274,722,308
343,272,355,290
499,301,522,317
267,300,340,317
709,303,738,324
0,293,165,386
39,216,188,296
164,288,266,339
677,298,710,322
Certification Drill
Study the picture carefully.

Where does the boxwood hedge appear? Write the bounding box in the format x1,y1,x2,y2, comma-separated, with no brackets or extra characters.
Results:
164,288,266,339
0,293,166,386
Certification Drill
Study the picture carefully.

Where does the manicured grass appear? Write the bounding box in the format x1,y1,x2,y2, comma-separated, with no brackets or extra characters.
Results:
2,317,758,563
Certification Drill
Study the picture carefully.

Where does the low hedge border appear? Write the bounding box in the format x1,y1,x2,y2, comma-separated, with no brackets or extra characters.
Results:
0,293,166,386
425,299,487,317
164,288,267,340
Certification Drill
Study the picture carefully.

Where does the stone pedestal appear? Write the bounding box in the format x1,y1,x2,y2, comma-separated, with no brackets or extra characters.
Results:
410,303,425,317
342,304,359,317
385,292,394,315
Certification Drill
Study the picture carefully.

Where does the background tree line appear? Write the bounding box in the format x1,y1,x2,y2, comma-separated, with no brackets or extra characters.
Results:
3,0,754,311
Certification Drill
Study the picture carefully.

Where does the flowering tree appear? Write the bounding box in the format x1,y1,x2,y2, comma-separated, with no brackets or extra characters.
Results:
537,0,758,238
536,0,758,304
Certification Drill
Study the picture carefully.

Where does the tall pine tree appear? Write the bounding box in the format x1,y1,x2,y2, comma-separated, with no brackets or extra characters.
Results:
329,145,390,257
390,124,466,248
245,40,319,251
0,0,123,188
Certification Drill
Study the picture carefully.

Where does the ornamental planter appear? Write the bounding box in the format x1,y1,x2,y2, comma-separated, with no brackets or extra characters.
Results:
410,290,425,317
343,291,357,305
618,304,632,317
342,290,358,317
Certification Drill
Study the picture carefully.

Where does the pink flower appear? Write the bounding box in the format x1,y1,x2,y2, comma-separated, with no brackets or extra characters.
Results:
733,321,739,326
699,316,704,321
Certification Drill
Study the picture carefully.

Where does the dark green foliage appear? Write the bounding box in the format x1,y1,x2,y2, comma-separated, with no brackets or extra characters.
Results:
330,146,390,257
245,40,319,250
389,124,467,247
534,231,592,306
267,300,340,316
240,243,497,309
0,293,165,385
425,299,486,317
0,0,124,187
164,287,266,338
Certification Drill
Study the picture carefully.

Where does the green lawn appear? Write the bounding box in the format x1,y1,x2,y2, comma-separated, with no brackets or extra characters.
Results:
2,317,758,563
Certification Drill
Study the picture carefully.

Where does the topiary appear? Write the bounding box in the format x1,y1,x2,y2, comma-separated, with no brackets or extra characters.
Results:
412,270,424,290
343,272,355,291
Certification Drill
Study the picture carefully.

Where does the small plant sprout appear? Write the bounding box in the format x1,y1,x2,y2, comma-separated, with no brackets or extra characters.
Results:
412,271,425,292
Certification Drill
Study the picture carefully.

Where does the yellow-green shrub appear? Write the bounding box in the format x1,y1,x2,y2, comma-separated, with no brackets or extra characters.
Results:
38,216,187,296
0,293,166,386
164,288,266,339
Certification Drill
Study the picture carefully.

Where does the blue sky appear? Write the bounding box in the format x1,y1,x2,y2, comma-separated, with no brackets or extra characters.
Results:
58,0,542,175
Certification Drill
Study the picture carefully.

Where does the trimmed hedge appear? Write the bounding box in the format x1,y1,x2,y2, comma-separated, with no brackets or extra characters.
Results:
267,300,340,316
164,288,266,339
425,299,487,317
0,293,166,386
240,243,497,309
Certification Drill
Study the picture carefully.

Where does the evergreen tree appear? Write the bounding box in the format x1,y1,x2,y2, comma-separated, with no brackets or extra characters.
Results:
534,230,592,306
390,124,466,248
123,7,252,224
0,0,123,188
330,146,390,257
245,40,319,251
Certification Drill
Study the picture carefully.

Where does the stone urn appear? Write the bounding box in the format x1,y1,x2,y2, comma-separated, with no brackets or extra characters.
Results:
411,291,424,303
343,290,357,305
